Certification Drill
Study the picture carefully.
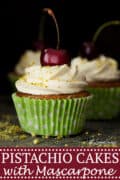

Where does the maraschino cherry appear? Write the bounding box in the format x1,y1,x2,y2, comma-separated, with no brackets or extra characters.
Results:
80,41,98,60
40,8,70,66
80,20,120,60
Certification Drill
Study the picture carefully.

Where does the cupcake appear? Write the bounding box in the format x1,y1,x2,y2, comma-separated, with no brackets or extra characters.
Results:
12,64,92,136
8,50,41,89
71,55,120,119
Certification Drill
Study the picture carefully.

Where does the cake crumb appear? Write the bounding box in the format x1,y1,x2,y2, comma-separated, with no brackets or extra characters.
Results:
97,132,102,136
81,141,87,145
15,145,19,147
42,135,49,139
85,131,89,135
64,144,68,147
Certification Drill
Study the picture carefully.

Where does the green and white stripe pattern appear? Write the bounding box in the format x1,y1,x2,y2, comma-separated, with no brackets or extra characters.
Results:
12,93,92,136
86,87,120,120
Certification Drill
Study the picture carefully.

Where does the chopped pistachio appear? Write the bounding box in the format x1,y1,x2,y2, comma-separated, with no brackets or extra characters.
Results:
19,134,28,140
64,144,68,147
81,141,87,145
33,138,40,145
6,125,22,134
42,135,49,139
0,131,11,140
56,136,63,140
97,133,102,136
85,131,89,135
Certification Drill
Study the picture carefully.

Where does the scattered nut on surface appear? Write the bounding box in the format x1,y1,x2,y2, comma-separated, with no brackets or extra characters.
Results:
97,133,102,136
56,136,63,140
19,134,28,140
42,135,49,139
64,144,68,147
33,138,40,145
85,131,89,135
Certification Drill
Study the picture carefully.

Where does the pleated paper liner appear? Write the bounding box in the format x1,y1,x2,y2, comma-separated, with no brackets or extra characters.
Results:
12,93,92,136
86,87,120,120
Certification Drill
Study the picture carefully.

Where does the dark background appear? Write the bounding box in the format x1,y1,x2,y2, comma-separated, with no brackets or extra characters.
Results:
0,1,120,94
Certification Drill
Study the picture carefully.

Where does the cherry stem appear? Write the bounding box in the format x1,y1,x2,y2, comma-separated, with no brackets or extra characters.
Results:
43,8,60,49
93,20,120,43
38,14,46,41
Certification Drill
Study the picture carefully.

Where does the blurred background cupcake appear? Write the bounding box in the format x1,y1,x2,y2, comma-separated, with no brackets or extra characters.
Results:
8,50,41,89
71,54,120,120
71,20,120,120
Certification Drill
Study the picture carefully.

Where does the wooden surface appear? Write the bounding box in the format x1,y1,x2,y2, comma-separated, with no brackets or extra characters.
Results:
0,96,120,147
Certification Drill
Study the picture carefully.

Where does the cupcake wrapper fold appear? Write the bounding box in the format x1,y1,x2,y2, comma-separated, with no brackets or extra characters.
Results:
86,87,120,120
12,93,92,136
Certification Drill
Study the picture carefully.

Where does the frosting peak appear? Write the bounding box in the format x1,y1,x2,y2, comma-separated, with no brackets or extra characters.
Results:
16,64,87,95
71,55,120,82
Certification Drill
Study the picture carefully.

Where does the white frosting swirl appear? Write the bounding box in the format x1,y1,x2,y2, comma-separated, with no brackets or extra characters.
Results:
71,55,120,82
16,64,87,95
15,50,41,75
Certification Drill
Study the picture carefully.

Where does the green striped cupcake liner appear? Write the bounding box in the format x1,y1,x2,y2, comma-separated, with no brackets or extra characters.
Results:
12,93,92,136
86,87,120,120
